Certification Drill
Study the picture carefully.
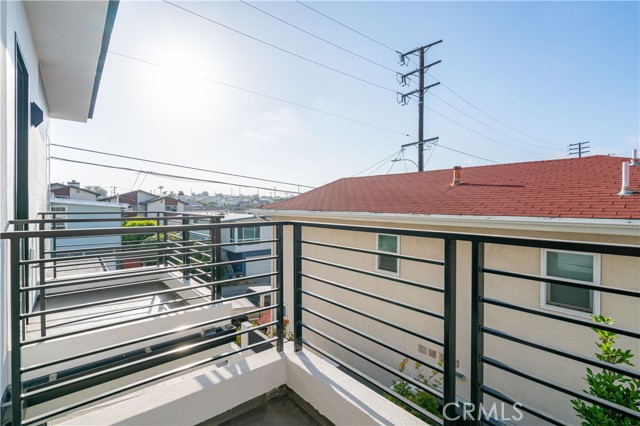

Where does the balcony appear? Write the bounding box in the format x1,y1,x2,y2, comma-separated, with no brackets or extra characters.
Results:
1,212,639,425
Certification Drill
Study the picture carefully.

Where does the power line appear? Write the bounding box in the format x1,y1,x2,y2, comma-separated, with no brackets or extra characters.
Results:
109,51,410,137
429,91,557,151
352,149,403,176
239,1,397,73
50,157,301,195
162,0,398,94
291,1,560,148
111,50,495,168
435,144,498,164
427,72,564,147
425,106,546,156
51,143,315,189
295,1,399,54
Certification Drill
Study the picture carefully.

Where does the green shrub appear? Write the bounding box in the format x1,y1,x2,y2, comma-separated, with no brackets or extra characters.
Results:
387,358,442,423
571,315,640,426
121,218,158,244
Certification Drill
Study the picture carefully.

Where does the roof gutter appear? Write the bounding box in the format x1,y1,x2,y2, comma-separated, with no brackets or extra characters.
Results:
252,209,640,237
88,0,119,119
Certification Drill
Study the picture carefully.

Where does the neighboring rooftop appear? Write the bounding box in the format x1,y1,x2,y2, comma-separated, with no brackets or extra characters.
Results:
262,155,640,219
139,196,189,205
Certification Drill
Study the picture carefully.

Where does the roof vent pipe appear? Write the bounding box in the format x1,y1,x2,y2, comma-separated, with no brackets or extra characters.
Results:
451,166,462,186
632,149,639,166
618,162,635,196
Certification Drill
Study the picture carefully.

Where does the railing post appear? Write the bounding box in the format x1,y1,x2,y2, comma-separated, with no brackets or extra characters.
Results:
213,220,222,300
275,224,284,352
471,241,485,425
443,238,457,424
10,238,23,426
52,213,58,279
38,222,46,337
293,224,303,352
163,217,168,267
182,217,190,283
210,222,216,301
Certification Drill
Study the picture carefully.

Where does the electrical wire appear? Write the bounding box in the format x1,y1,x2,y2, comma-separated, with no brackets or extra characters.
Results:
295,1,399,54
425,106,546,156
352,149,403,176
291,1,560,147
51,143,315,189
50,157,301,195
429,91,559,151
385,151,403,174
239,1,397,73
162,0,398,94
427,72,563,147
109,51,409,137
435,144,498,164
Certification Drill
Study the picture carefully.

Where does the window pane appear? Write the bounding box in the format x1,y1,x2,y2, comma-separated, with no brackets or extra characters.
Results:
546,251,594,312
378,235,397,253
379,254,397,273
546,252,593,282
548,284,592,312
378,235,398,273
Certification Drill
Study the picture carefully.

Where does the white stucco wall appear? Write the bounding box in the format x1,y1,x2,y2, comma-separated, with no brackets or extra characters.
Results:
0,0,51,397
272,215,640,425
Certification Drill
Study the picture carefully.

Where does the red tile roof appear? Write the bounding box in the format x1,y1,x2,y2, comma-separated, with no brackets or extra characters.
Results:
263,156,640,220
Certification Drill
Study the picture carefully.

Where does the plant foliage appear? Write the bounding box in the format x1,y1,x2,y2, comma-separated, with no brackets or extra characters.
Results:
388,358,443,423
571,315,640,426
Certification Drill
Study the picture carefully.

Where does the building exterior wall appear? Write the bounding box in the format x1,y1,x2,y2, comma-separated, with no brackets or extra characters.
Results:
271,214,639,424
49,200,123,258
0,0,51,395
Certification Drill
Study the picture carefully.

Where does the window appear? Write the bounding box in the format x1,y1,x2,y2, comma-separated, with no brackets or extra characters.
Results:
50,206,67,230
230,226,260,242
377,234,399,274
165,205,177,212
541,249,600,316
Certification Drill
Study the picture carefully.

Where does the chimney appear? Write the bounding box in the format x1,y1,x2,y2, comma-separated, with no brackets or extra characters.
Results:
618,162,635,196
632,149,639,166
451,166,462,186
67,180,80,188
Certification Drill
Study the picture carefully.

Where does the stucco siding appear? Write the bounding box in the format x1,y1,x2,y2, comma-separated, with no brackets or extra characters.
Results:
272,214,639,424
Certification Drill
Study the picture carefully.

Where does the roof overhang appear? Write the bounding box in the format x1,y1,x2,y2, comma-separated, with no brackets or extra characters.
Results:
254,209,640,237
25,0,119,122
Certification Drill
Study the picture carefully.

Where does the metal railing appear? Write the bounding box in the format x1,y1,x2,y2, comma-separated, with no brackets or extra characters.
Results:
2,213,283,426
1,216,638,425
290,222,640,426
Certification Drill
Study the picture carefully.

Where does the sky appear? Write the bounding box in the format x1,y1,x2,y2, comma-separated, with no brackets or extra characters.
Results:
50,1,640,197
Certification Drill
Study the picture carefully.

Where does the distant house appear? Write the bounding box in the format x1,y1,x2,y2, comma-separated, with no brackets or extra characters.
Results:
104,190,188,214
49,198,126,269
102,190,155,211
139,196,188,214
220,214,272,280
258,155,640,424
50,181,100,201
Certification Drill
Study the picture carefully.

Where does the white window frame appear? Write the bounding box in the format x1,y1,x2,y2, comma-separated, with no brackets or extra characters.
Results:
50,206,67,230
539,249,600,318
165,205,177,212
230,226,261,243
376,234,400,276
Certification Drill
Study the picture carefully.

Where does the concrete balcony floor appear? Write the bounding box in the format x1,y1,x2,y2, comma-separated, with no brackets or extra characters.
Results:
26,281,188,341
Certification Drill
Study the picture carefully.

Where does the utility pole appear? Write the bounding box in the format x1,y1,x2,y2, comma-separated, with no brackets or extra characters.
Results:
568,141,590,158
398,40,442,171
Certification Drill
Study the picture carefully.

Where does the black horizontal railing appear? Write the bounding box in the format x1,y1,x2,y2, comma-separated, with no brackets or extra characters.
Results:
290,221,640,426
1,216,638,426
1,215,283,426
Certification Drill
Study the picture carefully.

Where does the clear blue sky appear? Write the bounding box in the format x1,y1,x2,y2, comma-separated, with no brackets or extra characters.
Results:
51,1,640,197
